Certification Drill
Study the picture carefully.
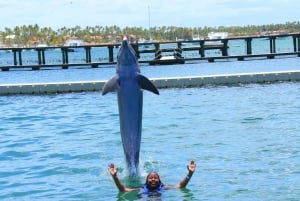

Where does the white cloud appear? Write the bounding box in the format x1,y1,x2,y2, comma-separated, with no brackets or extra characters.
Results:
0,0,298,30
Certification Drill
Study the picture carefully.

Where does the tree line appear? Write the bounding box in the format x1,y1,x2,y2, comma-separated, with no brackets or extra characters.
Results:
1,21,299,47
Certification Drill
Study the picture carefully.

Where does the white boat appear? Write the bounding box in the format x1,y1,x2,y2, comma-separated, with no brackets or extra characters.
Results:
65,39,84,46
36,43,48,48
192,34,201,41
206,32,228,45
207,32,228,40
65,39,84,52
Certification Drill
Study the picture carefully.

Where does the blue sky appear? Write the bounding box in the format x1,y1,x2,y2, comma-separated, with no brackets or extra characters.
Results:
0,0,299,30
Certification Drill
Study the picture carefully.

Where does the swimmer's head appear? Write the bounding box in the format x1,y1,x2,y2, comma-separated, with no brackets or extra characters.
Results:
145,172,162,190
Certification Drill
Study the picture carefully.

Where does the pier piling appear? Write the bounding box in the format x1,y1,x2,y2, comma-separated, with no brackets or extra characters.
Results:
245,38,252,55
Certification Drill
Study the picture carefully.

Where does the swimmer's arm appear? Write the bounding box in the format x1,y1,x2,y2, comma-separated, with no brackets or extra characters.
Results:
109,163,139,192
111,174,138,192
175,160,196,188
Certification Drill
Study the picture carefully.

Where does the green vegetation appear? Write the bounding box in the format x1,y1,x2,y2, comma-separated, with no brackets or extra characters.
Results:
1,21,299,47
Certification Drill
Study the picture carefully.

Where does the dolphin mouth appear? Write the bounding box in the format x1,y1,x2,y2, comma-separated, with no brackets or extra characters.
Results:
117,40,138,66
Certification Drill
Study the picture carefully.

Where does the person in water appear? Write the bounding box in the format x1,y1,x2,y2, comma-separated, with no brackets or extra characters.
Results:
109,160,196,192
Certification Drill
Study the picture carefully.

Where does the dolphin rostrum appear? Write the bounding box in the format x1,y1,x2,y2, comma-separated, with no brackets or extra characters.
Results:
102,40,159,176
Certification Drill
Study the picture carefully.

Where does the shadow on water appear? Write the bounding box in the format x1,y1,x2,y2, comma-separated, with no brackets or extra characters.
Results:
117,190,164,201
116,188,194,201
180,188,195,200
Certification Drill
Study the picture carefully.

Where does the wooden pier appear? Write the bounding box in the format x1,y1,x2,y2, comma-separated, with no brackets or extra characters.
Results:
0,33,300,71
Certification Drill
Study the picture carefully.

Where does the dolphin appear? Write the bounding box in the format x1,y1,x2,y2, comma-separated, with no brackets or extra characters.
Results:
102,39,159,176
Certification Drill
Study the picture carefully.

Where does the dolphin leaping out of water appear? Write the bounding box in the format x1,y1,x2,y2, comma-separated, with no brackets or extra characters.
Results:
102,39,159,176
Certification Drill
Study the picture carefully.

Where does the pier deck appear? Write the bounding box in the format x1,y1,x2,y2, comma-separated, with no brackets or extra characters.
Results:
0,33,299,71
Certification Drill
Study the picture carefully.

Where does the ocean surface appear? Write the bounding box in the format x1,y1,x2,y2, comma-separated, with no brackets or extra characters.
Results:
0,82,299,200
0,56,300,85
0,39,300,200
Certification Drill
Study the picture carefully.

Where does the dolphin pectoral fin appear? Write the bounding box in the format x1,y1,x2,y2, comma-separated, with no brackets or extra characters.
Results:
138,74,159,95
102,75,120,95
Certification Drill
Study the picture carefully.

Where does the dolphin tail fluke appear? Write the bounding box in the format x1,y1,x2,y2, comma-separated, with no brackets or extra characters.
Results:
102,75,120,95
138,74,159,95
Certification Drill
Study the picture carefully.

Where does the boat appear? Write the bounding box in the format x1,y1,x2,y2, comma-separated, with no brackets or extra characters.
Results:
149,48,185,65
205,32,228,45
65,39,84,52
192,34,201,41
207,32,228,40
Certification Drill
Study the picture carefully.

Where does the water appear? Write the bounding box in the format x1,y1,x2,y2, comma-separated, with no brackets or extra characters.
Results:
0,56,300,85
0,81,299,200
1,39,300,200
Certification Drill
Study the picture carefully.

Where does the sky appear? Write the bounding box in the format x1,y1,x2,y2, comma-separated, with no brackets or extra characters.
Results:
0,0,299,30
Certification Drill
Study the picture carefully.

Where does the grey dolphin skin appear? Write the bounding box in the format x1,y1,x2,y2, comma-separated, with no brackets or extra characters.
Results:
102,40,159,176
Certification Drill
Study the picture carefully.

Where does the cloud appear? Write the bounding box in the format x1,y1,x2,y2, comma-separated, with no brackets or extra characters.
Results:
0,0,299,30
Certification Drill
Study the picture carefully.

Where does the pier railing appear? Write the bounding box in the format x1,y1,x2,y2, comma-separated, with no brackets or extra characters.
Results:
0,33,299,71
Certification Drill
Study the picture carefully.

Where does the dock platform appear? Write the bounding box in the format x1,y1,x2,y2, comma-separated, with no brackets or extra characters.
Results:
1,70,299,95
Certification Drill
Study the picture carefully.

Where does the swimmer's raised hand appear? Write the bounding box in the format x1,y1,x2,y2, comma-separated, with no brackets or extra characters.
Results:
187,160,196,173
109,163,117,176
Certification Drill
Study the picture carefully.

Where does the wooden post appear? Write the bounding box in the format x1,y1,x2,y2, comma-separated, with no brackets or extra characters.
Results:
108,45,114,62
272,37,276,53
293,35,297,52
37,50,42,65
221,39,228,56
13,50,17,65
199,41,205,57
18,50,22,65
269,37,272,53
65,49,69,64
177,42,182,49
269,36,276,53
154,43,160,52
36,48,45,67
85,46,91,63
61,48,66,64
245,38,252,55
154,43,160,58
61,47,69,69
12,49,22,66
42,50,45,64
61,48,69,64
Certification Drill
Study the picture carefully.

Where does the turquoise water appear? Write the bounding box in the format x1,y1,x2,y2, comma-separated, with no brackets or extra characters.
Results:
0,81,299,200
1,56,300,84
1,41,300,200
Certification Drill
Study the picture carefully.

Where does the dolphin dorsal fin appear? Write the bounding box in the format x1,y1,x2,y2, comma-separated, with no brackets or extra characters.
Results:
102,75,120,95
138,74,159,95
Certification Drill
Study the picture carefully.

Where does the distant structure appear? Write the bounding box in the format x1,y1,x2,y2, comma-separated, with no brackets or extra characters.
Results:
65,39,84,46
208,32,228,39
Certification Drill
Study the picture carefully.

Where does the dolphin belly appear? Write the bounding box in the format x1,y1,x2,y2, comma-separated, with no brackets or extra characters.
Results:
118,83,142,176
